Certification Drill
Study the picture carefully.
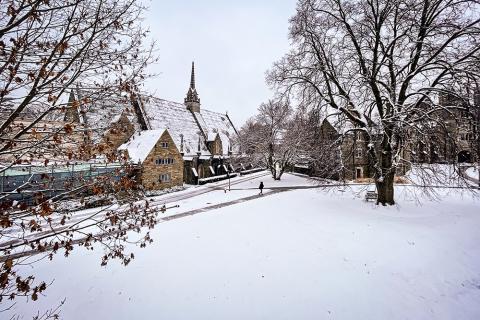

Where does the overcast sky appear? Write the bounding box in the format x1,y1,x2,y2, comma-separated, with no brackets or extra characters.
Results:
142,0,297,127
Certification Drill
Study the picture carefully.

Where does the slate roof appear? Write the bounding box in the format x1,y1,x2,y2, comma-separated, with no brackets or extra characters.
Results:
73,90,141,143
63,89,238,157
139,95,237,157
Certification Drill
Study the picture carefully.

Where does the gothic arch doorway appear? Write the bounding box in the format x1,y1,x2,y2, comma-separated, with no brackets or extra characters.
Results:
458,150,472,163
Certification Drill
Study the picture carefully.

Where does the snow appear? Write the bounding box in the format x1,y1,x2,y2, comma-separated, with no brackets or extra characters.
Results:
76,91,141,143
9,174,480,320
140,96,238,157
118,129,167,163
406,164,472,187
466,166,478,180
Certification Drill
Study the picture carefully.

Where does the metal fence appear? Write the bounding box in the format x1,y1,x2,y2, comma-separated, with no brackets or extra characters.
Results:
0,163,130,204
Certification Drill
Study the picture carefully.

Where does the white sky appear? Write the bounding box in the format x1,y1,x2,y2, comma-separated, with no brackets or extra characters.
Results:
141,0,297,127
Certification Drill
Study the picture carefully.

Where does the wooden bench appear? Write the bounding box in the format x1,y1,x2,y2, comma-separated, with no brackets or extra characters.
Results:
365,191,377,201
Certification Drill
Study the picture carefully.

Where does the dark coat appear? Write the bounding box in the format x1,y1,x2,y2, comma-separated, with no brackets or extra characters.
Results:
259,182,264,190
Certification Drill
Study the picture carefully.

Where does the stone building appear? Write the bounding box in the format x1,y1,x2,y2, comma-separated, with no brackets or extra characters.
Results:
0,97,86,164
407,92,479,164
305,91,479,181
63,62,239,189
311,118,379,180
62,89,140,159
118,129,183,190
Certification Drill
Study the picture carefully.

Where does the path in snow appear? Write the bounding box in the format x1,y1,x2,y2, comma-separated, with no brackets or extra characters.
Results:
0,172,271,255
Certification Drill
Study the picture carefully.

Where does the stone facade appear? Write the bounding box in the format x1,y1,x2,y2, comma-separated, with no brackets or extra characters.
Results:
309,92,478,182
407,94,479,164
207,134,223,156
340,131,374,180
310,120,408,181
138,131,184,190
101,112,135,154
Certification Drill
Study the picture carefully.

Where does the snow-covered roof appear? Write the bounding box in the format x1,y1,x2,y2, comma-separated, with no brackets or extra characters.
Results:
118,129,167,163
75,90,141,143
140,96,237,157
194,109,236,154
72,89,239,155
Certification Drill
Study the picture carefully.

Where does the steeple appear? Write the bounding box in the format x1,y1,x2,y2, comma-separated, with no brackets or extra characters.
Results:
185,61,201,112
64,89,80,123
190,62,196,89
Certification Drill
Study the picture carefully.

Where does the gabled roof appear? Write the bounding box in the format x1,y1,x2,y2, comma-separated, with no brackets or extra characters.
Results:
139,96,238,157
73,90,141,143
140,97,208,156
118,129,168,163
194,109,236,152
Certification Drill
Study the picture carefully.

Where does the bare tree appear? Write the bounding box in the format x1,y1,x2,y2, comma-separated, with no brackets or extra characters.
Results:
268,0,480,205
0,0,158,315
238,100,305,180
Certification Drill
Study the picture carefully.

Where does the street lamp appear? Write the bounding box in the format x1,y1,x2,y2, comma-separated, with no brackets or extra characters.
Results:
227,169,231,191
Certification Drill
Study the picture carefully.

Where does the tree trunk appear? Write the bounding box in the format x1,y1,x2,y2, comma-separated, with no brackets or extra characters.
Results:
376,132,396,205
268,143,276,179
375,170,395,205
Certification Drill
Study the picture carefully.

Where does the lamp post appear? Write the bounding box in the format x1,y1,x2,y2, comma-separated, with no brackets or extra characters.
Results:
227,170,231,191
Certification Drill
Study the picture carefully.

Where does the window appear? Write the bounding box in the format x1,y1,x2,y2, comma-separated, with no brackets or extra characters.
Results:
460,133,467,141
355,147,363,158
161,142,169,148
155,158,174,165
159,173,171,182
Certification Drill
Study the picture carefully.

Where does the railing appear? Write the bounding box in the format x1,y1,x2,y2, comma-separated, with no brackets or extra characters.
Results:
239,168,264,175
0,163,138,204
198,172,239,185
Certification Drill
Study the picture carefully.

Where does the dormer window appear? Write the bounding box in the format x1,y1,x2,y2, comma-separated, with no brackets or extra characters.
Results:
161,142,168,148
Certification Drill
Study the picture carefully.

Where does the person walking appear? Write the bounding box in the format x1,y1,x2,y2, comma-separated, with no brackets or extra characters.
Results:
259,181,264,195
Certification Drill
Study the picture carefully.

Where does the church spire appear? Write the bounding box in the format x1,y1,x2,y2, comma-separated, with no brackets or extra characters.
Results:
190,62,196,89
185,61,201,112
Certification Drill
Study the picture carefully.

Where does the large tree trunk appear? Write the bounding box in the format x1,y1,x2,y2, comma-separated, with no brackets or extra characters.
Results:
376,133,396,205
376,170,395,205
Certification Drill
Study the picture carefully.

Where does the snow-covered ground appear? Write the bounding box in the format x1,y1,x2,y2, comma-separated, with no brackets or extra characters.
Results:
9,174,480,320
406,164,471,187
465,166,479,182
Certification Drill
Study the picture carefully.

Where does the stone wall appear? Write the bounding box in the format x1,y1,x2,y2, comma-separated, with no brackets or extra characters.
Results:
208,134,223,155
140,131,184,190
341,132,372,180
101,113,135,154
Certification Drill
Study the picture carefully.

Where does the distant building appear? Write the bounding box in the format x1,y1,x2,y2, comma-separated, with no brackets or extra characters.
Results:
407,92,479,164
303,91,479,181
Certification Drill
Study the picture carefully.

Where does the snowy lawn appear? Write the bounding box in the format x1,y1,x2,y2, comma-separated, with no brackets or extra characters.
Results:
465,166,479,182
10,174,480,320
